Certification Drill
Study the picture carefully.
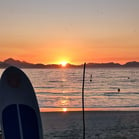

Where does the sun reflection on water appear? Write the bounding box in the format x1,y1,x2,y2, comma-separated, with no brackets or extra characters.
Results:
61,98,69,106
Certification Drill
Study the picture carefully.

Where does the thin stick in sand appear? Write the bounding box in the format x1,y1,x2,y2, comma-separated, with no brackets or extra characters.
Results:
82,63,86,139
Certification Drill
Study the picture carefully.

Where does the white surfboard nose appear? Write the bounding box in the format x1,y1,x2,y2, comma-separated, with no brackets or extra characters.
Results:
6,70,21,88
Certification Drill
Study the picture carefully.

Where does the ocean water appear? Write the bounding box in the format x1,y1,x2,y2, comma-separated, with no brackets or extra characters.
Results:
1,68,139,111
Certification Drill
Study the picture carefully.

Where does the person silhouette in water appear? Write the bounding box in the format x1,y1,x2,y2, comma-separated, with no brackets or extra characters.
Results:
90,74,92,82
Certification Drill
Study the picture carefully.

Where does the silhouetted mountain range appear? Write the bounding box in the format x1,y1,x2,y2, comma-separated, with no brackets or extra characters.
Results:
0,58,139,68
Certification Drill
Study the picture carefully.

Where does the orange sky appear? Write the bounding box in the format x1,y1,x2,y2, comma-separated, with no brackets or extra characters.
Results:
0,0,139,65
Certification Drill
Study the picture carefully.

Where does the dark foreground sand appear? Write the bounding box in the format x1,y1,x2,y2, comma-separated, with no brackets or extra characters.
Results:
41,111,139,139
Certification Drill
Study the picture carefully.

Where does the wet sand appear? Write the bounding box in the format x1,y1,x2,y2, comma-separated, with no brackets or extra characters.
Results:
41,111,139,139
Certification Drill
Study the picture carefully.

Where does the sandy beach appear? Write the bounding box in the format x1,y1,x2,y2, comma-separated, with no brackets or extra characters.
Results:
41,111,139,139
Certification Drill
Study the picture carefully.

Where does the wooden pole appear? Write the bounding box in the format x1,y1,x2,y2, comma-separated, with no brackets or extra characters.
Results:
82,63,86,139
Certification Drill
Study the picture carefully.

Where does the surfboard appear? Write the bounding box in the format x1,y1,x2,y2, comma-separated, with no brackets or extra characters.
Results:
0,66,43,139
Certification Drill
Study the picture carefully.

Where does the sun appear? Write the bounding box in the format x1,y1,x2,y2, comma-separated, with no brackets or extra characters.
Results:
60,61,68,67
62,108,67,112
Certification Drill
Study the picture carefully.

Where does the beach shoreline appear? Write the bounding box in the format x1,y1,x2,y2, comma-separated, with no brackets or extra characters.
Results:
41,111,139,139
40,107,139,112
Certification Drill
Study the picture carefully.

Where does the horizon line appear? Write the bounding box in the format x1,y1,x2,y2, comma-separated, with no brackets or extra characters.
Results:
1,58,139,66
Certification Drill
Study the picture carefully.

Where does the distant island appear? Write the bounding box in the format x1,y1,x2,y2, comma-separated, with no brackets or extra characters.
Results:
0,58,139,68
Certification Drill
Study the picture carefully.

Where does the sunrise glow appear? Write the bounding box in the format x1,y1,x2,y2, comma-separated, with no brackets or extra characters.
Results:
60,61,68,67
62,108,68,112
0,1,139,65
